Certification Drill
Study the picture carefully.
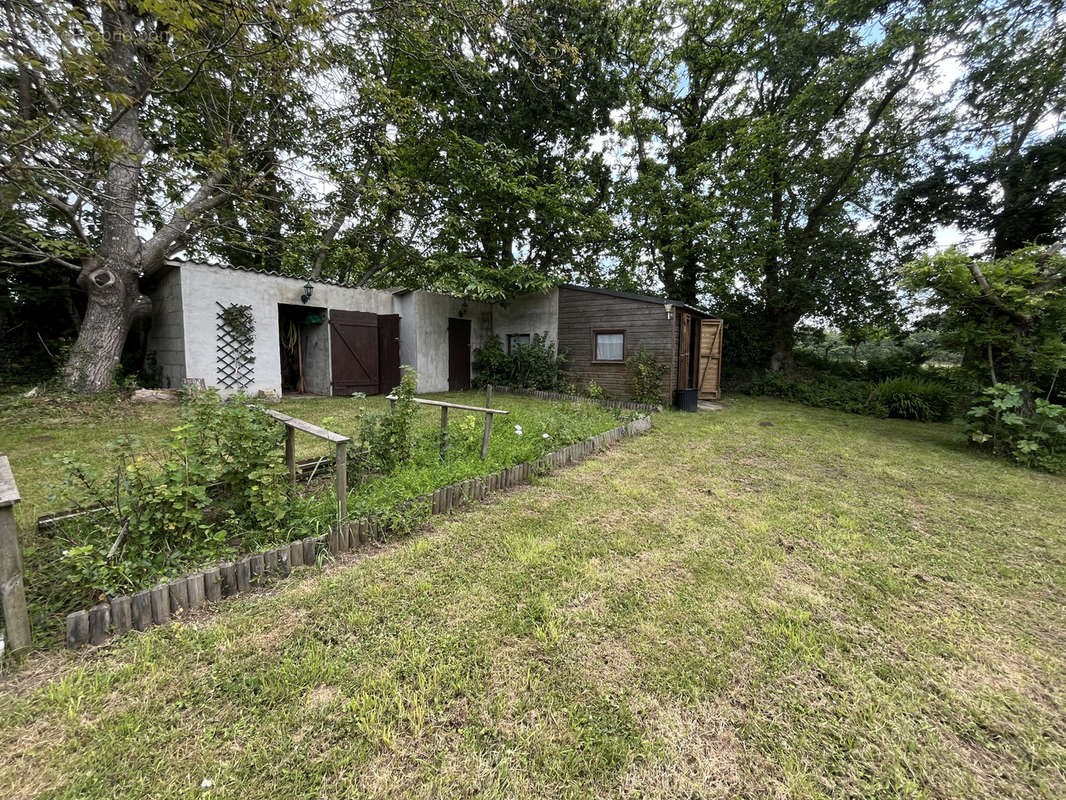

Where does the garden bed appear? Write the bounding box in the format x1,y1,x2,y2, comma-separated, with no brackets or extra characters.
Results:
62,413,653,648
11,386,645,644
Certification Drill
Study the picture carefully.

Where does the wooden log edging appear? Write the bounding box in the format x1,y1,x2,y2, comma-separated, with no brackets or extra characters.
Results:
61,413,653,649
490,385,663,414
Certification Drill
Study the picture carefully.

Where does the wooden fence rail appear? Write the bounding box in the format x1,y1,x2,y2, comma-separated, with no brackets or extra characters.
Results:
0,455,31,654
386,395,509,459
259,409,352,525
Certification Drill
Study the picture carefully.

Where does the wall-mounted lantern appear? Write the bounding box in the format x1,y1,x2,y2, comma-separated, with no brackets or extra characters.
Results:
301,281,314,304
664,303,674,320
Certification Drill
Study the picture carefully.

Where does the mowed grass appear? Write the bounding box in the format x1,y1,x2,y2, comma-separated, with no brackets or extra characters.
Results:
1,396,1065,799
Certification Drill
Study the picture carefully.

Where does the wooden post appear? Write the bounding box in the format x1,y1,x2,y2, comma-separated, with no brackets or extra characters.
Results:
285,426,296,485
335,440,347,524
440,405,448,457
0,457,31,653
481,412,494,460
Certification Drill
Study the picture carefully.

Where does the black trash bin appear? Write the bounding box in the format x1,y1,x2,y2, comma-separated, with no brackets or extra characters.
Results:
675,388,699,412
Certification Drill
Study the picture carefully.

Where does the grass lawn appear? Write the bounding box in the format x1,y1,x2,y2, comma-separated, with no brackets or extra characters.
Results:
2,396,1065,798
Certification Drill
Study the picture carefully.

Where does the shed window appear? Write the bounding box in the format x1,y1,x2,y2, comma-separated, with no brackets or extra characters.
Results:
594,331,624,362
507,334,531,353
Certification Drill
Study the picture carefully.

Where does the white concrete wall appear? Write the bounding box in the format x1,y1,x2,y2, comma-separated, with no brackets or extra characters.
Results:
145,268,186,388
177,262,396,395
394,292,419,377
169,263,564,396
413,292,493,393
491,289,559,352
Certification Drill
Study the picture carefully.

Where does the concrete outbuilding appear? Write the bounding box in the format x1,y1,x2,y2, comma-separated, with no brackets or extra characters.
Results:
144,261,719,406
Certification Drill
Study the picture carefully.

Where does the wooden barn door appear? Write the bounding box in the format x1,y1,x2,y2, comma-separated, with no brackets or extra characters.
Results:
377,314,401,395
698,319,723,400
678,312,693,389
329,310,379,396
447,317,471,391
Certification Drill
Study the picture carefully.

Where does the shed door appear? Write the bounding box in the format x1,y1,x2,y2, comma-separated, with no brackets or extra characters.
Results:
448,317,471,391
678,312,693,389
377,314,401,395
698,319,723,400
330,310,379,396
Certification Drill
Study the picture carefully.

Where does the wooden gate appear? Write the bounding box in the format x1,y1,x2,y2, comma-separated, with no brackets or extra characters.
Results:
377,314,401,395
698,318,723,400
448,317,471,391
330,310,379,396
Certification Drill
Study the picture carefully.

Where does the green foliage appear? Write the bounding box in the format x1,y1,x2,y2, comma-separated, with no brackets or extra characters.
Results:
585,380,609,402
903,245,1066,404
872,377,956,423
626,347,666,405
350,367,419,476
46,391,287,601
966,384,1066,473
748,371,885,417
472,335,570,391
749,371,955,422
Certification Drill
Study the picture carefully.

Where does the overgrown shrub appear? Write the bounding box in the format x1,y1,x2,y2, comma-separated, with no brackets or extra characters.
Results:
473,334,570,391
748,369,957,422
747,371,884,416
626,346,667,405
350,366,419,476
585,379,609,401
47,390,288,600
967,384,1066,473
872,376,955,422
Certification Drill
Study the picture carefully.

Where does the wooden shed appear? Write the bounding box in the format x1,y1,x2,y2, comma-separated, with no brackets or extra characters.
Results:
556,285,722,408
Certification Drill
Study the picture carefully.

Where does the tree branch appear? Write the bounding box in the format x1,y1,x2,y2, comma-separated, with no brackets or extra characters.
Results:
140,174,228,274
968,260,1032,327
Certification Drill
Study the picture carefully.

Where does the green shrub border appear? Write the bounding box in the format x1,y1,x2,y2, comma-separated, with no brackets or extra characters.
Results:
62,412,654,648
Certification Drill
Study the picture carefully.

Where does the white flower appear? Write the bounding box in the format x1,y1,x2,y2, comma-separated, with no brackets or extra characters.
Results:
200,778,214,790
514,424,523,436
542,433,550,439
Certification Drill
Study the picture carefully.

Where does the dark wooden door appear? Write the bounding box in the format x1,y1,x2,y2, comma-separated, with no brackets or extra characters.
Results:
447,317,471,391
678,312,692,389
377,314,401,394
330,309,379,396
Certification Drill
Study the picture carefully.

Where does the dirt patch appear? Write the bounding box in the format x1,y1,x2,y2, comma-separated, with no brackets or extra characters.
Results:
306,684,342,708
619,700,752,799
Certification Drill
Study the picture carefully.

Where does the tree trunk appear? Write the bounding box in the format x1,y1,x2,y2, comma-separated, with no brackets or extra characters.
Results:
62,265,145,394
768,309,801,372
61,0,148,395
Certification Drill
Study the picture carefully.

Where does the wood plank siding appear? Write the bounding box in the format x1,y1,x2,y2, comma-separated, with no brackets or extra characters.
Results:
557,287,678,405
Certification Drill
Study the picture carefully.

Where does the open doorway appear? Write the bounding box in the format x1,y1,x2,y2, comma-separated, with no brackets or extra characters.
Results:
279,304,329,395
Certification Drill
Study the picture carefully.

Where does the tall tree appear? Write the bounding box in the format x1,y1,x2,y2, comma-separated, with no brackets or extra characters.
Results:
891,1,1066,257
0,0,320,394
614,0,959,369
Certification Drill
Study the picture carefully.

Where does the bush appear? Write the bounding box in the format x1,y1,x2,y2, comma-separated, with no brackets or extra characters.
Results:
967,384,1066,473
748,370,958,421
47,390,288,601
473,334,570,391
350,366,419,476
626,347,667,405
748,370,885,416
585,379,609,402
872,377,955,422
